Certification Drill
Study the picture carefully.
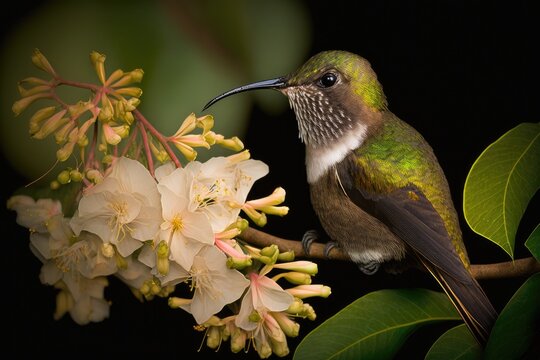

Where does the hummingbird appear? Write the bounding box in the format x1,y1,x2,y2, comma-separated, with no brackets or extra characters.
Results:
203,50,497,345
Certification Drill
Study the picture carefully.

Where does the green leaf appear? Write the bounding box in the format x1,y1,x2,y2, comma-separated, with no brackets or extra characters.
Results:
463,122,540,258
484,273,540,360
524,224,540,261
293,289,460,360
424,324,482,360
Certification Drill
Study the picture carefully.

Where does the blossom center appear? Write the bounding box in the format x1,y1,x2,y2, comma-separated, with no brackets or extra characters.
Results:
191,267,221,300
52,241,89,273
171,214,184,231
108,200,133,241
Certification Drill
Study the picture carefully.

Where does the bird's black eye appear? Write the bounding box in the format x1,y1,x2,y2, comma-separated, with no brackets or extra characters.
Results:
318,72,338,88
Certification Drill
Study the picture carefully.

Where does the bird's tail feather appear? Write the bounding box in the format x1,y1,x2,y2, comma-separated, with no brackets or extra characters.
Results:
419,257,498,346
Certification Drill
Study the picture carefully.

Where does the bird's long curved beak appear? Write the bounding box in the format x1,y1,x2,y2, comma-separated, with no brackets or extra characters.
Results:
202,77,287,111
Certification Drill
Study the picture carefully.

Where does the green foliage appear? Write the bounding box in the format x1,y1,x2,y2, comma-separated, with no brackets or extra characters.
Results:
424,324,482,360
484,273,540,359
293,289,460,360
524,224,540,261
463,122,540,259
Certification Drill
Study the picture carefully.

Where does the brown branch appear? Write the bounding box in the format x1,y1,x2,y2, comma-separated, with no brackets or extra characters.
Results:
238,227,540,280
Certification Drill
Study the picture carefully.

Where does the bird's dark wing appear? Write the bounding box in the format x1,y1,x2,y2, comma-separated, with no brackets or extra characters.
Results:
335,160,472,284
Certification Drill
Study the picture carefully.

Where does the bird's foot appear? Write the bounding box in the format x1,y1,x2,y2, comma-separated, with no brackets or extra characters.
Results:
323,241,339,258
301,229,319,256
358,261,380,275
301,229,339,259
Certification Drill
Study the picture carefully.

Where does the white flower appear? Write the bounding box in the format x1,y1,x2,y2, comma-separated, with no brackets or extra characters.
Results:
235,272,293,331
29,215,117,291
21,211,115,326
157,167,214,270
71,157,162,257
7,195,61,233
188,156,269,232
180,246,250,324
53,278,110,325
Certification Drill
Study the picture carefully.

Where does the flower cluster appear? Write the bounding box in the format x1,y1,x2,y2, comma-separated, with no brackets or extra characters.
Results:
7,50,330,358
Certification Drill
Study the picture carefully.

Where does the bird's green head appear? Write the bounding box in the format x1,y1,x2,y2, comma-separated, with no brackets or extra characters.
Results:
204,50,387,146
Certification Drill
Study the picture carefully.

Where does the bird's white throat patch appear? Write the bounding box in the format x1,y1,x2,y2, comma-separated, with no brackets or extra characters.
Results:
305,123,367,184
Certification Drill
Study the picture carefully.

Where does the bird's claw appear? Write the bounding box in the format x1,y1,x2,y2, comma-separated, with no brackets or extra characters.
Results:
323,241,338,258
358,261,380,275
301,229,319,255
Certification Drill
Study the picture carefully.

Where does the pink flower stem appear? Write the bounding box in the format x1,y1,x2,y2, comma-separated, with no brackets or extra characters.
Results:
133,109,181,168
137,121,155,176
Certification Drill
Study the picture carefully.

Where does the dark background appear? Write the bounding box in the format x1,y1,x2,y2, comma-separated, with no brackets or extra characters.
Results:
2,1,537,358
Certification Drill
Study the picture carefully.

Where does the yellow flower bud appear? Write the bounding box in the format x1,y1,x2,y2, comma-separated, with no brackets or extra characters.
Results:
271,312,300,338
277,251,295,262
226,149,251,164
86,169,104,184
279,272,312,285
217,136,244,151
31,49,57,76
176,134,210,149
70,169,83,182
32,111,69,140
53,290,73,320
18,83,50,97
57,140,76,162
229,323,247,353
157,256,170,276
105,69,124,86
173,141,197,161
102,123,122,145
286,285,331,299
226,256,252,270
140,282,150,295
98,95,114,122
129,68,144,83
12,92,50,116
114,87,143,98
255,339,272,359
90,51,107,84
261,244,279,258
273,261,318,275
270,337,289,357
206,326,221,349
196,114,214,132
150,283,161,295
110,68,144,87
168,297,191,308
127,97,140,109
29,106,56,135
57,170,71,184
67,100,93,118
20,77,48,86
241,205,267,227
149,138,169,163
174,113,198,137
112,124,130,139
54,121,76,144
260,205,289,216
